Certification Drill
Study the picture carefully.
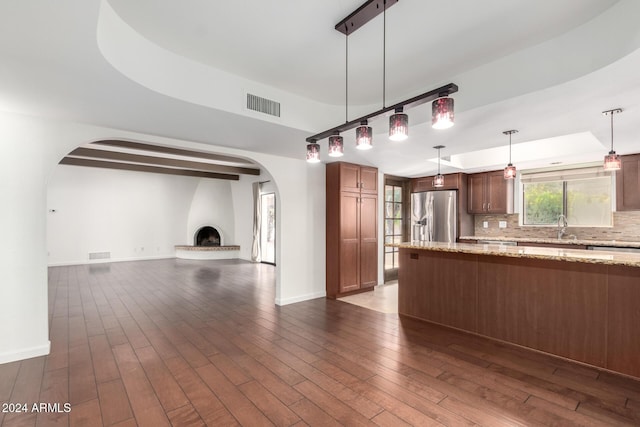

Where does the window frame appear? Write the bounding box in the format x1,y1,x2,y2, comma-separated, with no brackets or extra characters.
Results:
520,167,614,228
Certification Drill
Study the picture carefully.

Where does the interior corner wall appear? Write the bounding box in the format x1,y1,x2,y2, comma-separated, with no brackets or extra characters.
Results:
186,179,235,245
46,165,201,265
0,114,50,363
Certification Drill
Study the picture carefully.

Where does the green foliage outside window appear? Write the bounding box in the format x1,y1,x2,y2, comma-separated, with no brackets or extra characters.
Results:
523,182,563,225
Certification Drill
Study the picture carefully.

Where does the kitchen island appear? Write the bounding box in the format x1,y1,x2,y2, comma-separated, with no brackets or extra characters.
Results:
390,241,640,379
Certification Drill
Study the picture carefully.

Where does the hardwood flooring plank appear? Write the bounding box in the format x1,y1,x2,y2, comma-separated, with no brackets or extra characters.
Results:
195,364,273,426
238,380,301,426
35,367,69,427
289,398,342,427
111,343,171,427
162,356,231,425
88,335,120,384
370,410,413,427
166,404,206,427
134,345,189,412
68,398,102,427
97,379,134,426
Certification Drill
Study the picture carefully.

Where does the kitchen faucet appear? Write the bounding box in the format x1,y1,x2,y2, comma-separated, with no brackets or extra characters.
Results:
557,214,568,239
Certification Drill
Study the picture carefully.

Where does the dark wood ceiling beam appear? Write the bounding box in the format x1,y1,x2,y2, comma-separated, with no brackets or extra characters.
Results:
60,157,239,181
91,140,255,166
69,147,260,175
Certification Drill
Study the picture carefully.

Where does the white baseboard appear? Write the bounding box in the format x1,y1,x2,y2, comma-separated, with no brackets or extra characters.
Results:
48,255,175,267
0,341,51,365
276,290,326,306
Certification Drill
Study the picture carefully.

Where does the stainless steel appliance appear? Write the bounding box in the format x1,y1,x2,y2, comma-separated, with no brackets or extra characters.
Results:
411,190,457,243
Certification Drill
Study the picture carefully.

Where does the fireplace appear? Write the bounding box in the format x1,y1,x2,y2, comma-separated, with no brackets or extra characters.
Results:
195,226,221,247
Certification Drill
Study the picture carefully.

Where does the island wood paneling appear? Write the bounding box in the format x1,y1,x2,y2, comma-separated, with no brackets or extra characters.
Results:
607,264,640,378
477,256,607,367
398,247,640,379
398,249,477,332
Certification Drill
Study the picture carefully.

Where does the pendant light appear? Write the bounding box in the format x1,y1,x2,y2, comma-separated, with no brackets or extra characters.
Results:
328,132,344,157
356,120,373,150
432,96,455,129
433,145,445,187
304,1,459,160
306,141,320,163
389,108,409,141
503,130,518,179
603,108,622,171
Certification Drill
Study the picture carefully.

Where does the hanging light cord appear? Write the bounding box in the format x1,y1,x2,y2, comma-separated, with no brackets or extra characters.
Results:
509,133,512,164
610,111,614,151
345,34,349,123
437,147,441,174
382,0,386,108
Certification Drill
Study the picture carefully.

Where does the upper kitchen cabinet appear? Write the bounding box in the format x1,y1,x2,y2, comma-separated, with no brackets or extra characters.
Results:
411,173,465,192
616,154,640,211
339,162,378,194
467,170,514,214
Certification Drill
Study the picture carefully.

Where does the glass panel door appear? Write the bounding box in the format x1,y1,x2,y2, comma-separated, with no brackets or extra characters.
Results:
260,193,276,265
384,184,403,280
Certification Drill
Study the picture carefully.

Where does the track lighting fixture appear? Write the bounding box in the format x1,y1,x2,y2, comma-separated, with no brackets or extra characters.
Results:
304,0,457,162
433,145,445,188
602,108,622,171
503,130,518,179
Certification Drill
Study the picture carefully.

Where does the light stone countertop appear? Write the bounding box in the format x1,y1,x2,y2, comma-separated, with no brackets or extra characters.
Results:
458,235,640,249
388,241,640,268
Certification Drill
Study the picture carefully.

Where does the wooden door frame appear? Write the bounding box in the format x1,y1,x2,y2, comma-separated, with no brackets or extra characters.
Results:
383,175,410,283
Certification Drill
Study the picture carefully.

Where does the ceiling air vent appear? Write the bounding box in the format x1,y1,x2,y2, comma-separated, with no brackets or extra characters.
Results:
247,93,280,117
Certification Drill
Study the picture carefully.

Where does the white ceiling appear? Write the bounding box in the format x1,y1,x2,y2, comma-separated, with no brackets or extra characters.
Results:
1,0,639,177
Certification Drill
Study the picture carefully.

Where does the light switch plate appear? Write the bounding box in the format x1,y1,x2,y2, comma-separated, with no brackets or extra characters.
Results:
483,221,489,228
499,221,507,228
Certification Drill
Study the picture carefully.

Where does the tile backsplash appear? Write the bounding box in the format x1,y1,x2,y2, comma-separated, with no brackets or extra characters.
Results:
473,211,640,242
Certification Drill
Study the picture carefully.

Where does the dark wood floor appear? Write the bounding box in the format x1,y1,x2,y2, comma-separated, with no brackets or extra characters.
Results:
1,259,639,426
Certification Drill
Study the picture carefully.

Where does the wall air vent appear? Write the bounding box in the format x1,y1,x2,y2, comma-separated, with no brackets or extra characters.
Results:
89,251,111,260
247,93,281,117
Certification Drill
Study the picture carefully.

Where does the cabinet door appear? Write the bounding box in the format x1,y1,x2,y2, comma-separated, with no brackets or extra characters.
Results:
339,192,360,293
616,154,640,211
360,166,378,194
486,171,508,213
359,194,378,288
411,177,432,193
467,174,486,213
340,163,361,193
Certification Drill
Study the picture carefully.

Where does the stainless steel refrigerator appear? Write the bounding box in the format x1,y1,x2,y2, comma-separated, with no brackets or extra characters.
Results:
411,190,457,243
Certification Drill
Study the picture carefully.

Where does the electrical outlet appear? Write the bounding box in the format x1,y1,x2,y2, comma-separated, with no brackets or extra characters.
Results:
483,221,489,228
499,221,507,228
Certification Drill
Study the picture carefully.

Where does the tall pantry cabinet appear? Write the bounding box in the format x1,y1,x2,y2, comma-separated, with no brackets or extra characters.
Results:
326,162,378,298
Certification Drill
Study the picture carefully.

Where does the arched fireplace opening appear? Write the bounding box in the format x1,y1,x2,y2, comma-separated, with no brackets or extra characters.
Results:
195,226,221,246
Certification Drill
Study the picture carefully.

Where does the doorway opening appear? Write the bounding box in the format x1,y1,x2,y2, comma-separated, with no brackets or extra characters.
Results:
260,192,276,265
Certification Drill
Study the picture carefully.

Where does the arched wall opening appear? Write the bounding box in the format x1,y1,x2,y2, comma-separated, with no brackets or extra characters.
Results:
0,114,325,364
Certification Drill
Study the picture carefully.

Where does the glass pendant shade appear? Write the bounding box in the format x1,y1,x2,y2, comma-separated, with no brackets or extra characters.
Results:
504,164,517,179
433,174,445,188
603,151,621,171
432,97,454,129
602,108,623,171
389,109,409,141
306,142,320,163
355,122,373,150
328,134,344,157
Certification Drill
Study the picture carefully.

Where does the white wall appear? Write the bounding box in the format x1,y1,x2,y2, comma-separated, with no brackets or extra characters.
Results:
0,111,326,364
47,166,200,265
187,178,236,246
